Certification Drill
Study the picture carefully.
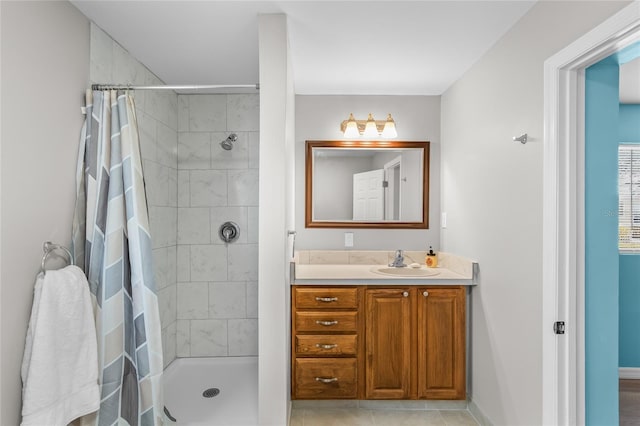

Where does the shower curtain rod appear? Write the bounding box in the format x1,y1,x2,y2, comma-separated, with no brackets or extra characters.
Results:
91,83,259,91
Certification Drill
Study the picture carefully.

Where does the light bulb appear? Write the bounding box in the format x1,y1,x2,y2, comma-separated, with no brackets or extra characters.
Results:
363,113,378,138
343,113,360,138
381,114,397,138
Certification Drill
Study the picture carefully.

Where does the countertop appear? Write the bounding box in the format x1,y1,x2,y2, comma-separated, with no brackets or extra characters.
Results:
291,263,477,286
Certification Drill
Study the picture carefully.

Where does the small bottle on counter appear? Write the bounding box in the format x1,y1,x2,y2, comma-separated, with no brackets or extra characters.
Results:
425,246,438,268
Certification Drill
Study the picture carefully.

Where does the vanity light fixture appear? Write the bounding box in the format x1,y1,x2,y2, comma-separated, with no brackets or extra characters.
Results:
340,113,398,138
343,113,360,138
381,114,398,138
363,114,379,138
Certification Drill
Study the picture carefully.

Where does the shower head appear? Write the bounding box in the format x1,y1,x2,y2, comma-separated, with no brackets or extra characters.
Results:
220,133,238,151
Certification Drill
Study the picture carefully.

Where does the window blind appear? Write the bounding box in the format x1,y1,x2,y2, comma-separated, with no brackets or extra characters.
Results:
619,144,640,251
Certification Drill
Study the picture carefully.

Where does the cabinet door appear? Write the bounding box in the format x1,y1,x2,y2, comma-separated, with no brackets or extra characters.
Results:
365,289,411,399
417,287,466,399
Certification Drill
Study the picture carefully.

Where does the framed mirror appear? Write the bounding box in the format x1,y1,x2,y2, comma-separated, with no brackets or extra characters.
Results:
305,140,430,229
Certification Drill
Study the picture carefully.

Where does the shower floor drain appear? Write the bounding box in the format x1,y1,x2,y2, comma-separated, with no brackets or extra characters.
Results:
202,387,220,398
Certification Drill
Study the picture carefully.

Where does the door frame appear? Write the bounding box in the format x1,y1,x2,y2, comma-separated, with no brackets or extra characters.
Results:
384,156,402,220
542,2,640,424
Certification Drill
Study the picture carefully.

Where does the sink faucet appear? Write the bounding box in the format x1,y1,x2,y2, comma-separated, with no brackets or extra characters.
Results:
389,250,407,268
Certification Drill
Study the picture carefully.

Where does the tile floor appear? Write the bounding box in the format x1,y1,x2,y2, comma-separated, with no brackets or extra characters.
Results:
289,408,480,426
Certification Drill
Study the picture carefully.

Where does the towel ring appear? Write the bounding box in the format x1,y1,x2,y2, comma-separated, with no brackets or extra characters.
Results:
41,241,73,274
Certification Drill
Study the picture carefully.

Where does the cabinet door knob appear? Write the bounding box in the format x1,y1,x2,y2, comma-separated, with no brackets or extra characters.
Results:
315,343,338,350
423,291,429,297
402,291,409,297
315,377,338,384
315,320,338,326
315,296,338,303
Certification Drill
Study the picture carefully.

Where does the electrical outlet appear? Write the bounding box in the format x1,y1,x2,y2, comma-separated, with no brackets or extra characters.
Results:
344,232,354,247
441,212,447,229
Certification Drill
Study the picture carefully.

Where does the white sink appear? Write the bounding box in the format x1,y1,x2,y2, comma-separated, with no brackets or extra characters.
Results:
371,266,440,277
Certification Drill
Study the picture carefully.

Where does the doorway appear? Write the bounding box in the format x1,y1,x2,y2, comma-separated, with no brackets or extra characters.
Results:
542,2,640,424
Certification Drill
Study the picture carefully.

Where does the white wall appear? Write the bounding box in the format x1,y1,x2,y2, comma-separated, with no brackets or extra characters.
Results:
258,13,294,426
0,2,90,424
295,95,441,250
314,155,373,220
399,149,422,221
440,1,630,424
620,57,640,103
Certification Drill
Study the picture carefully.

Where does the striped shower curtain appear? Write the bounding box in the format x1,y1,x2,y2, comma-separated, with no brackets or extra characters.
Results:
72,90,164,425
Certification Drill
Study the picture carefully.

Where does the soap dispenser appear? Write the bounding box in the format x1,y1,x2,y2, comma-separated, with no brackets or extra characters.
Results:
426,246,438,268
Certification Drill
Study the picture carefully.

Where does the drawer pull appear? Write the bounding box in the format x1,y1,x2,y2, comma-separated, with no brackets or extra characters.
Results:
315,377,338,384
315,320,338,326
423,291,429,297
315,343,338,350
315,296,338,303
403,291,409,297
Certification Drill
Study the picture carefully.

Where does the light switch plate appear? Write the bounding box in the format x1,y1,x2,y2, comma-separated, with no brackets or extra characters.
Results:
344,232,354,247
441,212,447,228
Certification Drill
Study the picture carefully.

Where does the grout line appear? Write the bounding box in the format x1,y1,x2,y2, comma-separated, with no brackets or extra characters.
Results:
466,408,482,426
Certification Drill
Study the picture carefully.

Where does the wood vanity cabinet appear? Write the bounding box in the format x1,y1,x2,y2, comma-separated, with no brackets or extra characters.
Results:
291,286,363,399
291,285,466,400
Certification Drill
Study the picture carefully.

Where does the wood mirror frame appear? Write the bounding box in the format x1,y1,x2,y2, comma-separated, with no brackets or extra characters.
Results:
305,140,430,229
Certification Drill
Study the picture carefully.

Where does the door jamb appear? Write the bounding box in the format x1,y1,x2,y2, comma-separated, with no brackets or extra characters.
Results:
384,156,402,220
542,2,640,424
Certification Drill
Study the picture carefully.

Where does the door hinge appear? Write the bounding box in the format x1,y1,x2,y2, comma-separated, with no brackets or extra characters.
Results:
382,180,389,188
554,321,565,335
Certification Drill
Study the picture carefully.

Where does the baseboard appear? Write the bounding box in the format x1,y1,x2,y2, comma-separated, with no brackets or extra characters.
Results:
468,398,493,426
619,367,640,379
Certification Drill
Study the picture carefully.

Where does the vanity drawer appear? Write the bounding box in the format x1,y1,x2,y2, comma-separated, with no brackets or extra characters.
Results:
295,311,358,332
294,358,357,399
295,334,357,356
294,287,358,309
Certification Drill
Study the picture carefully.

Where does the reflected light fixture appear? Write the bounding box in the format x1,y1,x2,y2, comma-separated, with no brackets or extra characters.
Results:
340,113,398,138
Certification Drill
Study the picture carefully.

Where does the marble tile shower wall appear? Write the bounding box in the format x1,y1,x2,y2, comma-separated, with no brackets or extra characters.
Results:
176,94,259,357
89,23,179,367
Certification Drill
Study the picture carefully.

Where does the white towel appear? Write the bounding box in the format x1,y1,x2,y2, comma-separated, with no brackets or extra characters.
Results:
21,265,100,426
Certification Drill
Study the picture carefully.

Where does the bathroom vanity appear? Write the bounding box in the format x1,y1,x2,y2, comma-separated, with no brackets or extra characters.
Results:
290,251,477,401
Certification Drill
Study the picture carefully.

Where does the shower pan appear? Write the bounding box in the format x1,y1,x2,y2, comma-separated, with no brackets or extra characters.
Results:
163,357,258,425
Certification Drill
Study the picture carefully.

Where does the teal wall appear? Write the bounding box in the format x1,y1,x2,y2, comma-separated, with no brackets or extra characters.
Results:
585,59,620,426
620,255,640,367
585,41,640,425
619,103,640,369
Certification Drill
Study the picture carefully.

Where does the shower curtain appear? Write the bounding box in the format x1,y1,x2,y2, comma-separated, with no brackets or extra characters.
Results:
72,90,164,426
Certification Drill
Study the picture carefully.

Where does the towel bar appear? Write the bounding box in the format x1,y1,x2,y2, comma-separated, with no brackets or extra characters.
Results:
41,241,73,274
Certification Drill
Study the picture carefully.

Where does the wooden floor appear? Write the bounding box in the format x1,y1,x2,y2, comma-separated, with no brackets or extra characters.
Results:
620,379,640,426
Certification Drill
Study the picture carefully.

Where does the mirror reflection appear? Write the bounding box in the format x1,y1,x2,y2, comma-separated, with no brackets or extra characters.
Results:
305,141,430,229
